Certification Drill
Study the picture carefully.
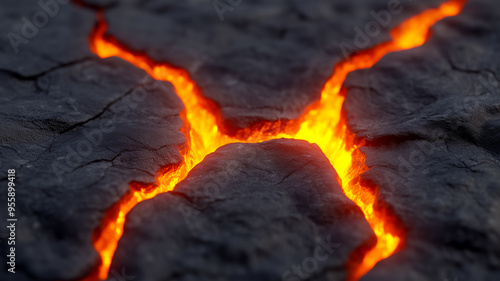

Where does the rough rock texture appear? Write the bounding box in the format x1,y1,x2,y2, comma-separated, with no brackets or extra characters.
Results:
342,0,500,280
0,57,185,281
0,0,95,76
2,0,499,280
110,139,375,281
94,0,447,132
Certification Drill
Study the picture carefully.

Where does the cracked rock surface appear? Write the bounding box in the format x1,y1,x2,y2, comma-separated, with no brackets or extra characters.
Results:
1,0,499,280
343,0,500,280
110,139,375,281
0,0,95,77
94,0,447,132
0,57,185,281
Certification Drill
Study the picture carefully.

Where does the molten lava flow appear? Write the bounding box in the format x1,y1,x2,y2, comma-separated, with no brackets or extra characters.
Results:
84,0,467,280
285,0,468,278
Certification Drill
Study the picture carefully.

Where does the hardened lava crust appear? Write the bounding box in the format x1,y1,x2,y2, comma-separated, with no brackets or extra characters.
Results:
90,0,449,132
0,0,499,281
343,0,500,280
110,140,375,281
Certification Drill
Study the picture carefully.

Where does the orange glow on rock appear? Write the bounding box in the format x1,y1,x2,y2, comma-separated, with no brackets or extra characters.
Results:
82,1,467,280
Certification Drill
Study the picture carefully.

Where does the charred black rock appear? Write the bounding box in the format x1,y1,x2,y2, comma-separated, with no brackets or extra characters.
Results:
0,57,185,281
100,0,447,132
0,0,95,76
343,0,500,280
110,139,375,281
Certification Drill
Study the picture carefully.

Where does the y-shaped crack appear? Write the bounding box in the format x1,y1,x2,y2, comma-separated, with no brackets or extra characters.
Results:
76,1,469,280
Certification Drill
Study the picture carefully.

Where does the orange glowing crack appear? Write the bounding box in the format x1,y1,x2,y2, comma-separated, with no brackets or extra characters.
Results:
81,0,467,280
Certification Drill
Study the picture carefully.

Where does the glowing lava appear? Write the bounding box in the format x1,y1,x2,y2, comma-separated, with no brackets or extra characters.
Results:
83,0,467,280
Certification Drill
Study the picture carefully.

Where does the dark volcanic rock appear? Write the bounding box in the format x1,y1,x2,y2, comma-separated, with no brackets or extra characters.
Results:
99,0,447,132
0,57,185,281
110,139,376,281
2,0,498,280
342,0,500,280
0,0,95,76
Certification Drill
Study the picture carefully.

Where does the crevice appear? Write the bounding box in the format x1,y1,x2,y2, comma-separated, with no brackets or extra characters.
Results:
0,56,96,81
